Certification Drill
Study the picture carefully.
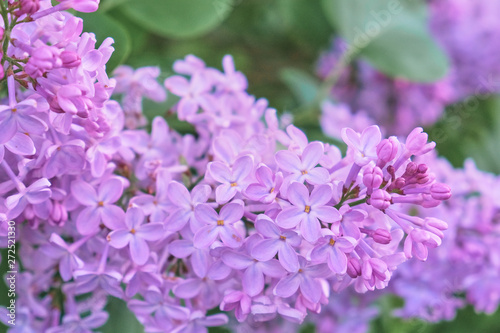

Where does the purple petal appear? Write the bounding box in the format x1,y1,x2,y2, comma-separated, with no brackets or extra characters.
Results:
194,204,218,224
245,184,270,201
191,184,211,203
328,247,347,274
166,208,190,232
243,264,264,296
129,236,149,265
191,249,211,278
98,178,123,203
313,206,341,223
222,251,253,270
299,275,322,303
167,181,191,208
0,112,17,143
251,239,280,261
305,167,330,185
215,184,237,204
5,132,35,155
255,215,280,238
300,214,321,243
100,205,126,230
259,259,286,278
76,207,101,235
274,274,300,298
219,202,244,223
286,182,309,207
219,225,244,248
301,142,324,170
193,225,219,248
197,314,228,327
208,161,232,183
255,164,274,188
309,184,333,207
125,206,144,229
173,278,202,299
137,222,164,241
71,180,98,206
169,239,195,258
275,150,301,173
164,76,190,96
278,244,300,272
232,155,254,181
276,207,304,229
107,230,132,249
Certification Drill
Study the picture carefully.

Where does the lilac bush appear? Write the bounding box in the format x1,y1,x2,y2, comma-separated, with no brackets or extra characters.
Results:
0,1,458,332
318,0,500,137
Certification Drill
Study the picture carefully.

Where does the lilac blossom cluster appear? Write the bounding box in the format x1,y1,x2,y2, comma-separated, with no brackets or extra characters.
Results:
0,1,452,332
318,0,500,137
388,154,500,322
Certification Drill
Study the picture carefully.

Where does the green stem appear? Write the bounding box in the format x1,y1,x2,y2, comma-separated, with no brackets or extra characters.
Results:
348,197,368,207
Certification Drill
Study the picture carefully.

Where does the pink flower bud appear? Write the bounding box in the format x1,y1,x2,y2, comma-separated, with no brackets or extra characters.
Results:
430,183,451,200
369,189,391,210
373,229,392,244
363,166,383,189
347,258,361,278
60,50,81,68
14,0,40,17
376,136,399,165
405,127,436,156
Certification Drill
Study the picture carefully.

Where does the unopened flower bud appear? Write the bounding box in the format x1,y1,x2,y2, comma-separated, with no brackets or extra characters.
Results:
60,50,81,68
347,258,362,278
369,189,391,210
430,183,452,200
363,166,383,190
373,228,392,244
376,136,399,166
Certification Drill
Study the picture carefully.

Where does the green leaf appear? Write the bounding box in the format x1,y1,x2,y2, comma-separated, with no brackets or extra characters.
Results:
279,0,333,49
79,12,132,72
121,0,235,39
101,297,145,333
100,0,132,12
280,68,320,106
321,0,449,82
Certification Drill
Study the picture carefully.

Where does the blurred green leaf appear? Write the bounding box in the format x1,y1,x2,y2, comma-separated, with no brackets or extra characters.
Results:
280,68,320,106
101,297,144,333
279,0,333,50
100,0,132,12
79,12,132,72
428,95,500,174
121,0,235,39
321,0,449,82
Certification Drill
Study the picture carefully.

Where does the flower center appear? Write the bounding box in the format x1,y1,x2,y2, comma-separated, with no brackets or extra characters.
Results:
269,187,275,193
130,228,136,234
279,235,286,241
12,108,17,113
230,182,238,187
97,201,104,207
301,170,308,175
329,238,335,246
217,220,224,226
304,205,311,213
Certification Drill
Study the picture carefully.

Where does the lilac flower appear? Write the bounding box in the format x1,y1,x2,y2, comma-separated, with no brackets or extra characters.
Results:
171,311,228,333
107,207,164,265
166,182,212,232
0,99,46,144
341,125,381,166
244,164,283,203
310,232,357,274
193,202,244,248
46,311,109,333
71,178,125,234
5,178,52,219
276,182,341,242
275,141,329,191
207,154,254,204
251,214,301,272
274,256,331,304
222,248,286,296
164,73,211,121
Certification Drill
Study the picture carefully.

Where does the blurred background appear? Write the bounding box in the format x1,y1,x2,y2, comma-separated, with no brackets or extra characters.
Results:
2,0,500,332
